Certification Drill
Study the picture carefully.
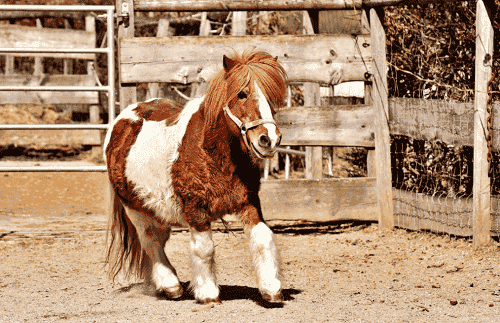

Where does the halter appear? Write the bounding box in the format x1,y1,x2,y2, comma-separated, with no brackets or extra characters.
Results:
223,105,277,159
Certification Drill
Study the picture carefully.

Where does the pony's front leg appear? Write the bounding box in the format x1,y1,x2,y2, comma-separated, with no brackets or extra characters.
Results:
245,219,283,303
189,227,220,303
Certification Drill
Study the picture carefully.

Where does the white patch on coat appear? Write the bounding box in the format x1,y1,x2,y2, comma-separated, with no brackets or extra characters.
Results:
103,98,181,163
255,83,278,144
248,222,282,295
189,228,219,301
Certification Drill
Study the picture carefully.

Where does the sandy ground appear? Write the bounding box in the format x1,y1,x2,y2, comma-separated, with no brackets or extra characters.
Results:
1,170,500,322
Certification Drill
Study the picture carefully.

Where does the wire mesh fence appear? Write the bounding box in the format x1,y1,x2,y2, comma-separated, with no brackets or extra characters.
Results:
389,98,500,237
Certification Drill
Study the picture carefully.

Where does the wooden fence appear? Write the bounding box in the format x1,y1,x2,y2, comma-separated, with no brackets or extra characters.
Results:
117,0,393,231
114,0,500,248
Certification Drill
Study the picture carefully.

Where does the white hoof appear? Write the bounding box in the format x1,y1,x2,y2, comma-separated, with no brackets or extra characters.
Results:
193,282,220,304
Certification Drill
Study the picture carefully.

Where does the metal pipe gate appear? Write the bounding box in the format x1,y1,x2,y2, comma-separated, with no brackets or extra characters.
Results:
0,5,115,172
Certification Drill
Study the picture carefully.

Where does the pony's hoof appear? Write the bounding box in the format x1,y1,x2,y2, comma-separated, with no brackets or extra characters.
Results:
159,285,184,299
262,291,283,303
196,297,221,305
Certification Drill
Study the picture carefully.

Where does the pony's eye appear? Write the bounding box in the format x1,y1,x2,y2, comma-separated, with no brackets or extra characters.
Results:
237,91,247,100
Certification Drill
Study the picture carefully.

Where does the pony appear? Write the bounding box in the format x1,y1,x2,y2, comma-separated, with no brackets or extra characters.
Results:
104,50,287,304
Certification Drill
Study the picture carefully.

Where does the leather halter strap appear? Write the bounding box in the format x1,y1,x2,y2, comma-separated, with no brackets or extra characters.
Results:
223,105,276,159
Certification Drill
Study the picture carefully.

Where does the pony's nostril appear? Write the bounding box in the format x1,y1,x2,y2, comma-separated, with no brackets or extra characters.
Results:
258,134,271,148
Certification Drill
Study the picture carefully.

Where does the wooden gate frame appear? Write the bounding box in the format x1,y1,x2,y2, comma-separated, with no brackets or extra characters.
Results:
116,0,393,230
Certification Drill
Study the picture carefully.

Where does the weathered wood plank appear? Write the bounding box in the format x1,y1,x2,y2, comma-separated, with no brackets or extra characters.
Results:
275,105,375,147
0,24,95,59
0,129,102,147
119,34,372,84
259,177,379,222
370,8,394,230
133,0,457,12
135,0,362,11
0,75,99,104
473,0,492,248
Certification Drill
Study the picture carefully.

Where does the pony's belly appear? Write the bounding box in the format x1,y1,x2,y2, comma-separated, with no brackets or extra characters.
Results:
125,119,185,224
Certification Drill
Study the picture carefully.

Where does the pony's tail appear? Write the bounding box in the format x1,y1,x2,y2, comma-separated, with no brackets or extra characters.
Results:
105,189,149,282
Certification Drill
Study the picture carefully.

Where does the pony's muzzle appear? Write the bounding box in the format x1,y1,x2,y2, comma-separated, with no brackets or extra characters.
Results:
255,126,282,158
259,132,282,148
258,134,271,148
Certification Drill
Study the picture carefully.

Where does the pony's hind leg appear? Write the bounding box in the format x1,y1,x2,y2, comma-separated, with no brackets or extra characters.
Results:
246,221,283,303
189,227,219,303
123,206,183,299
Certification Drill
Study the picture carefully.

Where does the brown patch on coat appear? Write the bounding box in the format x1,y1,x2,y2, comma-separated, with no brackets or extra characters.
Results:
171,105,264,232
105,118,152,215
133,98,184,124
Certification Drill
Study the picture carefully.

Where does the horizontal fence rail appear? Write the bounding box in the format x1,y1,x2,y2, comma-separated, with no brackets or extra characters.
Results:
0,5,115,11
0,48,111,54
0,165,108,172
0,86,111,92
0,124,110,130
132,0,457,12
0,5,115,173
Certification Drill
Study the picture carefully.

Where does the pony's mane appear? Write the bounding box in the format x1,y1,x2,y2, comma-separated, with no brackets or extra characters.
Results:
203,49,287,126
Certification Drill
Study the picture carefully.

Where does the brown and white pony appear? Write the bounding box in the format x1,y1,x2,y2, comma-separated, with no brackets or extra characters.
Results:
104,50,287,304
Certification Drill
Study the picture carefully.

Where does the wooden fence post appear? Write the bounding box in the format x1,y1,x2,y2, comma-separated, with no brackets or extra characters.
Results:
303,10,322,180
117,0,136,112
473,0,493,248
86,15,100,125
64,19,74,75
232,11,247,36
370,8,394,230
146,18,171,100
34,19,43,76
4,21,14,75
191,12,211,98
362,9,376,178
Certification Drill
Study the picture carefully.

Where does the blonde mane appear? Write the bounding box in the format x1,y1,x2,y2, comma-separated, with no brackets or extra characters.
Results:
202,50,287,126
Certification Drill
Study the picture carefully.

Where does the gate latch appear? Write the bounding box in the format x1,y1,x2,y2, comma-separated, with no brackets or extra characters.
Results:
97,3,130,28
118,3,130,28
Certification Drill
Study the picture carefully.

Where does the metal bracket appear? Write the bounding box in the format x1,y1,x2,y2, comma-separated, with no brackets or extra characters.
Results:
97,3,129,27
119,3,130,28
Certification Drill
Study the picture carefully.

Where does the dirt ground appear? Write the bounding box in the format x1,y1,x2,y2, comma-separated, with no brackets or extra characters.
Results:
1,170,500,323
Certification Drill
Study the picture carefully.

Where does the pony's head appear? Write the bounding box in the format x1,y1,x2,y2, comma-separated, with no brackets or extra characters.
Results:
203,50,287,159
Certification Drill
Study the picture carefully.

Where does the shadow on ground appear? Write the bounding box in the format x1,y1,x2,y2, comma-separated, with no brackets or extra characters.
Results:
117,282,301,308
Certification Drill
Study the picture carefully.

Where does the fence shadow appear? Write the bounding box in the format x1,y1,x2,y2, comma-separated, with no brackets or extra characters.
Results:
269,220,376,235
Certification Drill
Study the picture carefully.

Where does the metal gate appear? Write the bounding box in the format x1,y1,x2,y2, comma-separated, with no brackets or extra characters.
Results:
0,4,115,173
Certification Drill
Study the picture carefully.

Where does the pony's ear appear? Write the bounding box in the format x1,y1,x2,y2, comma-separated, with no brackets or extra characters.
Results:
274,56,279,61
223,55,238,73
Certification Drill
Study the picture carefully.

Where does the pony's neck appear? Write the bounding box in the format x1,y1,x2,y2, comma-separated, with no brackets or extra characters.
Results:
200,105,232,166
198,101,263,192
